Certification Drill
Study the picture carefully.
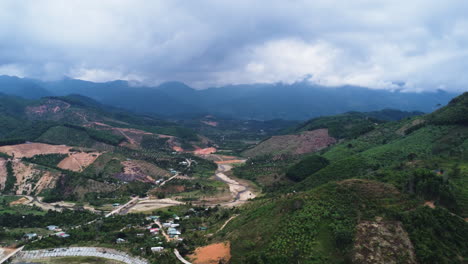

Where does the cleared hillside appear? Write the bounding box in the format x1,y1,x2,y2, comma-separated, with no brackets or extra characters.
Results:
242,129,336,158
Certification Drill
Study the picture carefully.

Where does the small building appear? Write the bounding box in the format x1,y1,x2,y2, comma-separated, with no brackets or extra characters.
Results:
168,227,181,236
146,215,159,221
162,222,172,228
112,203,120,207
170,223,180,228
151,246,164,252
46,225,59,231
55,232,70,238
24,233,37,240
116,238,126,244
136,233,145,237
199,226,208,231
149,228,159,234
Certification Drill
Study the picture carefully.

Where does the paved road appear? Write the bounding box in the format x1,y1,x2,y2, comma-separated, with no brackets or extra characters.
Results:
13,247,148,264
174,249,192,264
105,196,139,217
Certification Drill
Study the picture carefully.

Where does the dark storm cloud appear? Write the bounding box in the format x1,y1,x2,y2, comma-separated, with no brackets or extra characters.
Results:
0,0,467,91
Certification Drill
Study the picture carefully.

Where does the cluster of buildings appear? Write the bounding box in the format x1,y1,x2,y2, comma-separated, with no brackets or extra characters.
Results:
23,225,70,241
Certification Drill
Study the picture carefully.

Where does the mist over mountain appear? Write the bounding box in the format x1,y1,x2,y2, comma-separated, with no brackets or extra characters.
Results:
0,75,459,120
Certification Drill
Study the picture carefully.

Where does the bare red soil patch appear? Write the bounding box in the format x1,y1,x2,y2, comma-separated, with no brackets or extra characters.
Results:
172,146,184,152
194,147,217,155
189,242,231,264
9,197,29,205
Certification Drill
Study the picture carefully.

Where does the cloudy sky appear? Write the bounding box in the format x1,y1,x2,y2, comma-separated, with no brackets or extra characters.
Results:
0,0,467,91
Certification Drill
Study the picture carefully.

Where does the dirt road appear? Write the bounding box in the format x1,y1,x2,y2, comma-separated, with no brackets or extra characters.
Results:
217,214,239,233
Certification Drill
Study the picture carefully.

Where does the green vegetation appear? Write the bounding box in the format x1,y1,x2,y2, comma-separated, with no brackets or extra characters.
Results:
0,196,45,216
288,112,383,139
285,155,329,182
23,153,68,168
3,160,16,193
402,207,468,263
224,93,468,263
140,135,169,150
429,92,468,125
64,124,125,146
220,180,413,263
37,125,125,147
233,154,297,189
0,209,97,228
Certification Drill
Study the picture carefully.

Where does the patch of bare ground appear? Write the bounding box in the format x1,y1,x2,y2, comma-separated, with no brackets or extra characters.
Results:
396,119,425,136
0,143,71,158
242,128,336,157
201,120,218,127
9,197,29,205
12,160,60,195
128,198,183,213
196,154,239,162
115,160,169,183
188,242,231,264
57,152,101,172
353,218,417,264
0,158,7,190
194,147,217,155
0,247,15,261
25,99,71,119
424,200,436,208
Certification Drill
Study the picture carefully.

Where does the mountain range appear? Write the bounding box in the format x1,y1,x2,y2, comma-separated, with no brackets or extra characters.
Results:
0,75,460,120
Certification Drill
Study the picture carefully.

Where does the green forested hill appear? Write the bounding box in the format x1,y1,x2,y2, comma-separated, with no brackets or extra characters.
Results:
226,92,468,263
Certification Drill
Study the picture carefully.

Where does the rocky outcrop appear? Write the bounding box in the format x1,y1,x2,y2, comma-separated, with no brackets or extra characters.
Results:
353,218,417,264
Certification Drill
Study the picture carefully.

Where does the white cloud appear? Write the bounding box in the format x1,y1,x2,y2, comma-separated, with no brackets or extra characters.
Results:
0,0,467,91
69,68,144,83
0,64,25,77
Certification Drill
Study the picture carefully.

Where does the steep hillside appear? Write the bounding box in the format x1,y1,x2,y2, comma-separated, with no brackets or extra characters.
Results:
223,92,468,264
216,180,467,263
428,91,468,125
